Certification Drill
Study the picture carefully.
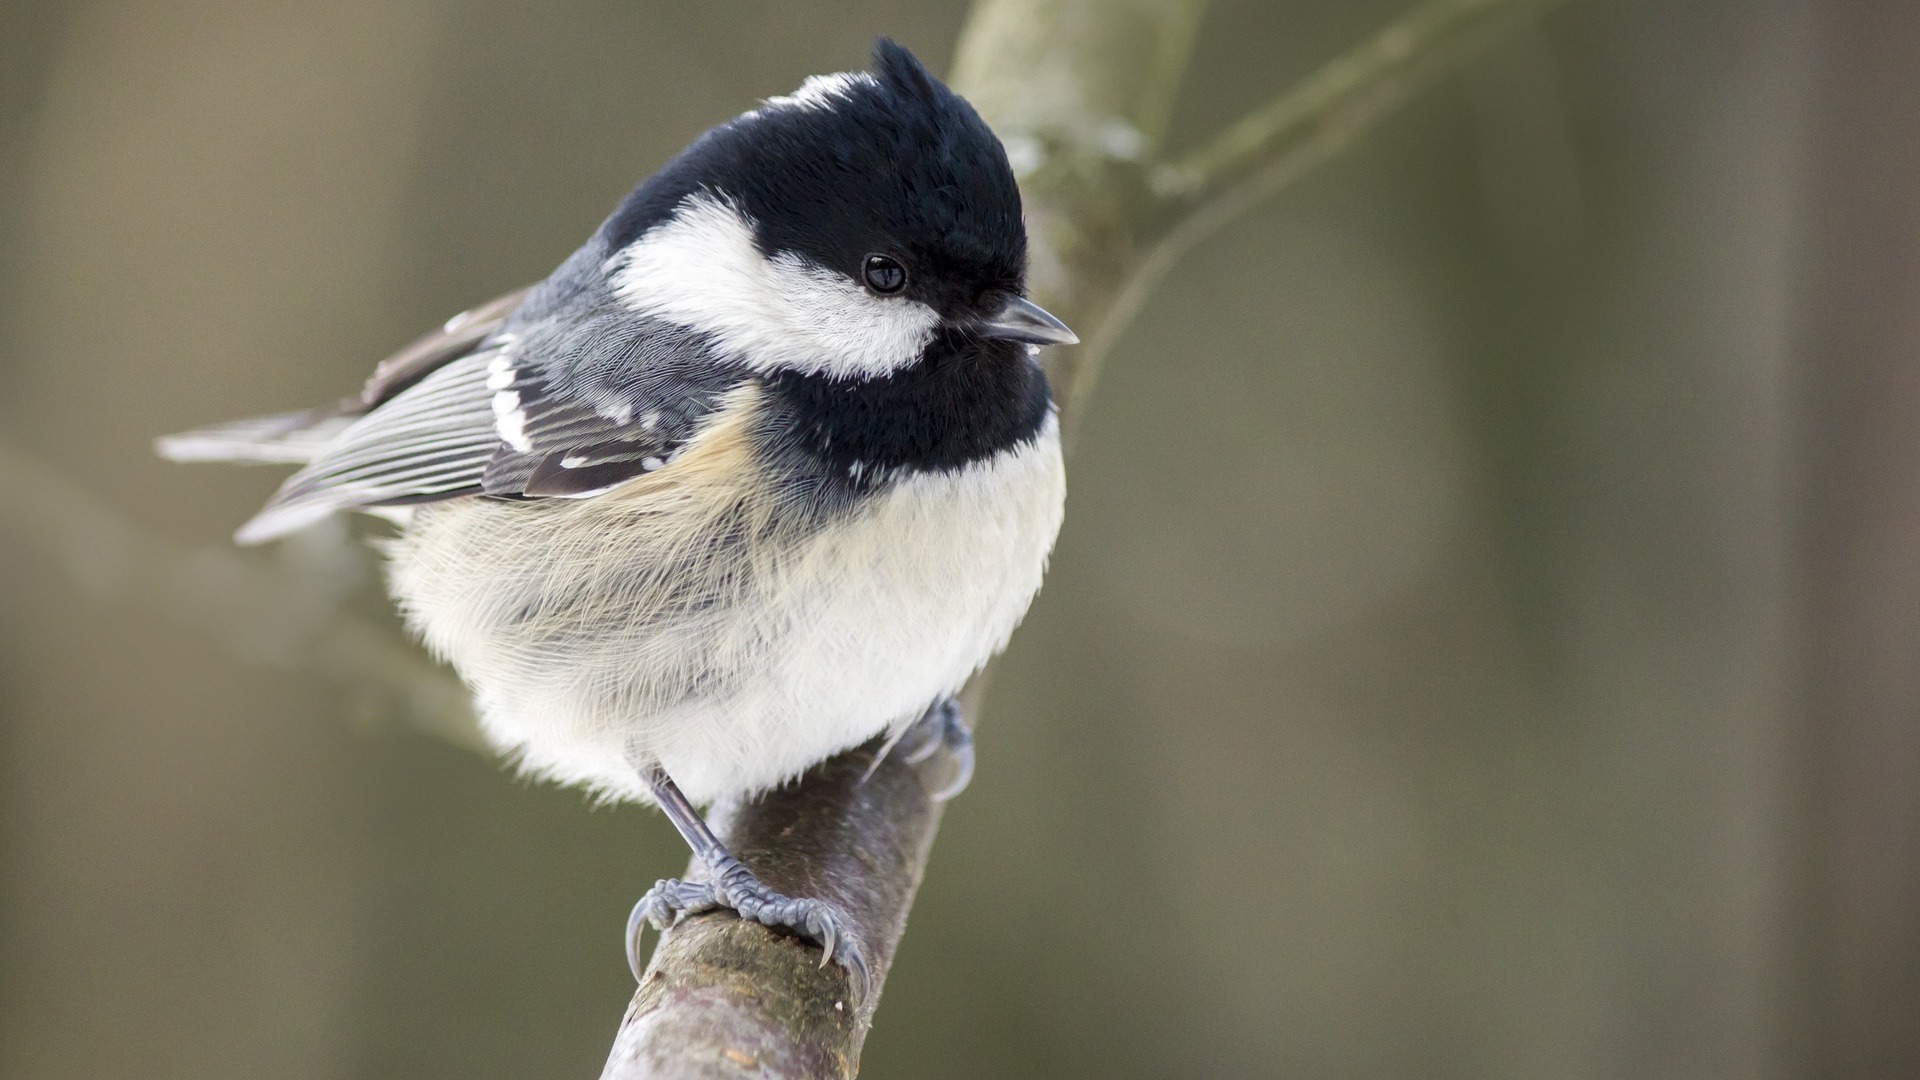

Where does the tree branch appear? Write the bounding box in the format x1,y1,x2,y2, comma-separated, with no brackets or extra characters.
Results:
1062,0,1569,427
1149,0,1566,203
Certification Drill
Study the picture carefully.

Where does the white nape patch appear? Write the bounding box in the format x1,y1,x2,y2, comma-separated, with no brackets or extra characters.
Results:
757,71,875,114
609,194,939,380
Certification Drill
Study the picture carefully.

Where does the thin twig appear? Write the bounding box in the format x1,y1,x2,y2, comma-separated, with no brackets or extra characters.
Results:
1063,0,1568,427
1149,0,1565,203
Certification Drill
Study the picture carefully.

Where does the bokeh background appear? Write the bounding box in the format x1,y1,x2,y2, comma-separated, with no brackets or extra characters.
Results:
3,0,1916,1076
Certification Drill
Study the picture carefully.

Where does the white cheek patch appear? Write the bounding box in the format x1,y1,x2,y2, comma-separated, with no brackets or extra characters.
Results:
608,193,939,380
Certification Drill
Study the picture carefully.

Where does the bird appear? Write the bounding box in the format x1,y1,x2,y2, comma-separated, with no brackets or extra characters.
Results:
156,39,1074,994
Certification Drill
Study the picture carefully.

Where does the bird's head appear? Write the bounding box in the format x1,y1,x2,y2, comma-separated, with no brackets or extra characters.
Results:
598,38,1075,380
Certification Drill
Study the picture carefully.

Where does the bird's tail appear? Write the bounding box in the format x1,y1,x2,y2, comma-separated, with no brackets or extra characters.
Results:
154,410,351,466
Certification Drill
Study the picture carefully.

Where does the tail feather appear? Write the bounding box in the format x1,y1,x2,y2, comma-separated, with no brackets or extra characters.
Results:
154,410,351,465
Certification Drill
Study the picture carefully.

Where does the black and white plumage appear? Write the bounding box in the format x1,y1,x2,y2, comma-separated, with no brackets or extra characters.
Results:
158,42,1073,986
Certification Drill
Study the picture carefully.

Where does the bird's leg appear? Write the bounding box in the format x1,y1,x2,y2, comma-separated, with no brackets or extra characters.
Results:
884,696,974,800
625,761,869,998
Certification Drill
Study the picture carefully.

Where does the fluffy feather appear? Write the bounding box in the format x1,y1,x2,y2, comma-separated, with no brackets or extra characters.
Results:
386,384,1064,804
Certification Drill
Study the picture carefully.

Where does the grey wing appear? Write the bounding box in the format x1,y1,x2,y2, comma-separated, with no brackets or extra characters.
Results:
233,348,506,542
154,411,356,465
156,287,530,466
350,287,531,411
232,306,743,545
479,316,740,498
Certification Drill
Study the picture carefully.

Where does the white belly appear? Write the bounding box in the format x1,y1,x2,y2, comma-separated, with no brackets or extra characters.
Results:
384,412,1064,805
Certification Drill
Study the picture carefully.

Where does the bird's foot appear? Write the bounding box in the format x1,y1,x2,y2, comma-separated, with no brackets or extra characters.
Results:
627,854,869,1000
891,697,974,800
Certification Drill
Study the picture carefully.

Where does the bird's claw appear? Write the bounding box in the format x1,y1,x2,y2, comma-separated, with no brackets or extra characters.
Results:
899,698,974,800
626,876,721,980
626,858,870,1001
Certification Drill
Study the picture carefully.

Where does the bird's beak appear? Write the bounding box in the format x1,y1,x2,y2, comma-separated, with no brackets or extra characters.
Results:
976,295,1079,346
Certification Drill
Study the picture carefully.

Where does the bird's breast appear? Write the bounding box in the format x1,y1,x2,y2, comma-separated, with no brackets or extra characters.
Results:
383,394,1064,804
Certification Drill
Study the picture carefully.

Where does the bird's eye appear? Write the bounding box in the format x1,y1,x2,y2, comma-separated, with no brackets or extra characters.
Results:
862,254,907,294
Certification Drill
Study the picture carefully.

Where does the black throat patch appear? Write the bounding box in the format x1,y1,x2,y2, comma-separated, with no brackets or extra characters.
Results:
760,332,1051,492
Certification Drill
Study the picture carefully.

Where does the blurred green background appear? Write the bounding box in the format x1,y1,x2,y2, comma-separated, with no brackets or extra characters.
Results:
3,0,1917,1076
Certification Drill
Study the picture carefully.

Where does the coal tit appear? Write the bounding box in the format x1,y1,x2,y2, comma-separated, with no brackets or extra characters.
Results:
157,40,1075,989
